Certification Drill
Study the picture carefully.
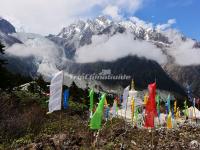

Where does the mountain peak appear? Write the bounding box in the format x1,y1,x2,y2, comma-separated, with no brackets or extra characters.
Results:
0,18,16,34
95,15,112,25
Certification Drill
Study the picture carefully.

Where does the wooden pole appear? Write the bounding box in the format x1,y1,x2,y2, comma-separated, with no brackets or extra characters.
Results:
124,97,128,129
59,71,64,146
59,111,62,133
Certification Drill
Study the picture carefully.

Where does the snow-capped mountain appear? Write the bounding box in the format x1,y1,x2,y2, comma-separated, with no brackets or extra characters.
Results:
1,16,200,97
0,18,22,46
47,16,172,59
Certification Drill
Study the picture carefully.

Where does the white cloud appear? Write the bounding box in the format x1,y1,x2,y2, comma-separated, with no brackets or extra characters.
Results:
156,19,176,31
0,0,145,35
103,5,122,20
5,33,64,60
170,40,200,66
75,32,167,64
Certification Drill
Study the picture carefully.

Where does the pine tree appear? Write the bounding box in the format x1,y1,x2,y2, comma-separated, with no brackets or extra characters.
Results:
0,42,6,68
0,42,7,89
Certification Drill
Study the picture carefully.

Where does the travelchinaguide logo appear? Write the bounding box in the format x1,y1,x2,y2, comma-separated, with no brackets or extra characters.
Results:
69,69,131,80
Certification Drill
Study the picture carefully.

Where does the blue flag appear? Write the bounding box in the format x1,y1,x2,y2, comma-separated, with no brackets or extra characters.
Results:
120,95,123,104
171,108,174,119
63,89,69,109
165,102,168,114
193,98,196,107
167,94,171,113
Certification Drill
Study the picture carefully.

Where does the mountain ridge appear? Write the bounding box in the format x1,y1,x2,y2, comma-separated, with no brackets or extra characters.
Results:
1,16,200,97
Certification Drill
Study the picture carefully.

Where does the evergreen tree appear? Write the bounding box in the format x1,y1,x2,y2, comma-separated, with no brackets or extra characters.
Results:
0,42,6,68
0,42,8,89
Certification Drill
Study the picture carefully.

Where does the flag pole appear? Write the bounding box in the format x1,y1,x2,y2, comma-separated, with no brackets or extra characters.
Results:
124,96,128,129
59,71,64,142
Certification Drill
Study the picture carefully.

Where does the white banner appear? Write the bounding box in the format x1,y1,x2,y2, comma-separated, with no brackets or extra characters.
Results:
123,86,129,110
48,70,64,113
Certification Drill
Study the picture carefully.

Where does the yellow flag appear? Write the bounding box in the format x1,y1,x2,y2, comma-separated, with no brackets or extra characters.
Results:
176,107,180,119
167,112,172,129
131,97,135,118
174,101,177,113
104,98,108,106
143,93,148,105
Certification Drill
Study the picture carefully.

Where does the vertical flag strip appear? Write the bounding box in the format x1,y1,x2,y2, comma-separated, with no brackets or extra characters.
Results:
105,106,110,121
193,98,196,107
135,107,139,127
111,99,117,118
184,100,189,117
174,101,177,114
156,95,160,118
89,89,94,117
167,111,172,129
131,97,135,125
167,95,171,113
89,94,106,130
63,89,69,109
123,86,130,110
48,71,64,113
176,107,180,119
145,82,157,128
143,93,148,106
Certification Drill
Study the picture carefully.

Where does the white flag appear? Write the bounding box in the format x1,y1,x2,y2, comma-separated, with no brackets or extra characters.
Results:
123,86,129,110
48,71,64,113
111,100,117,118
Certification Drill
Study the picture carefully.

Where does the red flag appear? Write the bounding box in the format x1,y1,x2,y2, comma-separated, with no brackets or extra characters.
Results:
145,82,157,128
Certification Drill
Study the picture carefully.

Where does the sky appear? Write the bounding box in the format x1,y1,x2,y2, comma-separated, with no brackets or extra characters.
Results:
0,0,199,40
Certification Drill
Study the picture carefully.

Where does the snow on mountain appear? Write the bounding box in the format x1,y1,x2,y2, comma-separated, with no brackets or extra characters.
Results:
48,16,200,67
5,32,67,79
0,18,16,34
48,16,173,63
1,16,200,96
0,18,22,46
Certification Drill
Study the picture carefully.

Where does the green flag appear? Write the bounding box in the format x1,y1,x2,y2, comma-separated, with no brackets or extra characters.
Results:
184,100,189,117
156,95,160,117
135,107,139,121
89,93,106,130
89,89,94,112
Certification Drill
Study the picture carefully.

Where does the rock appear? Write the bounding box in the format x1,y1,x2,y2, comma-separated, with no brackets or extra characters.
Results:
49,133,67,150
189,140,199,149
131,140,136,145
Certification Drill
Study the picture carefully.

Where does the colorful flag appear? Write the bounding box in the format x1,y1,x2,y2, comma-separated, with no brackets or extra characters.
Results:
105,106,110,121
165,102,168,114
174,101,177,113
48,71,63,113
193,98,196,107
176,107,180,119
171,108,174,119
123,86,130,110
89,89,94,113
135,107,139,124
120,95,123,104
89,94,106,130
184,100,189,117
131,97,135,120
167,94,171,113
167,111,172,129
156,95,160,118
145,82,157,128
63,89,69,109
111,99,117,118
143,93,148,106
